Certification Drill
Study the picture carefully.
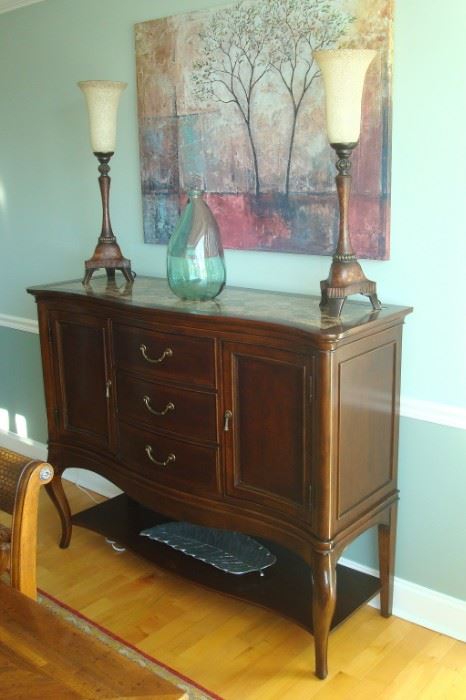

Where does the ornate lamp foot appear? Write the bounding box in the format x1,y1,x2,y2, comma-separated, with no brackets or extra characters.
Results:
83,255,133,286
320,274,381,316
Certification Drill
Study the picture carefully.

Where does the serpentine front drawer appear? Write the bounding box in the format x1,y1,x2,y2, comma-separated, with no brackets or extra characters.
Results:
119,422,221,496
113,323,216,388
116,371,218,444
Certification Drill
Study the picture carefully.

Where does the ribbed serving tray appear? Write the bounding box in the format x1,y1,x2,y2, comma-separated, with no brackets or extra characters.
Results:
140,521,277,575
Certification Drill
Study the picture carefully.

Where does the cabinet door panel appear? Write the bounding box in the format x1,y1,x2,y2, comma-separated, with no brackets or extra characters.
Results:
223,343,310,514
336,338,399,522
52,314,112,450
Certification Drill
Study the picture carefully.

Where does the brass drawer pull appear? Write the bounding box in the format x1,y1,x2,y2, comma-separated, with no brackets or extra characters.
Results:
145,445,176,467
143,396,175,416
224,409,233,431
139,344,173,364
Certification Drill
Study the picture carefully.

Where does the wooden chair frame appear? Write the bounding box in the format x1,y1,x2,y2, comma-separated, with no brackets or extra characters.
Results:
0,448,53,599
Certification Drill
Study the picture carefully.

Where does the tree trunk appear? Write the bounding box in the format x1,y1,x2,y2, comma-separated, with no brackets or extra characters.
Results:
245,119,260,196
285,108,298,197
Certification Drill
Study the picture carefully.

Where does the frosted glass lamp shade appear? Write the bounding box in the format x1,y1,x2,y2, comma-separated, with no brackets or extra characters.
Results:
314,49,376,144
78,80,127,153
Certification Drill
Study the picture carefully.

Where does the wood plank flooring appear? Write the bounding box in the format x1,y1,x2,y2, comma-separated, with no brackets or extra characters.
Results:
32,482,466,699
0,580,186,699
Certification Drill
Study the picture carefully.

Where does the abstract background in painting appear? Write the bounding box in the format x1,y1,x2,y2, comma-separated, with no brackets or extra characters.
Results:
135,0,393,258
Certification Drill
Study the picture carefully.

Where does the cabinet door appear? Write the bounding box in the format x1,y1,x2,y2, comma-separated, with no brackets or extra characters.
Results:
223,342,311,515
50,312,114,451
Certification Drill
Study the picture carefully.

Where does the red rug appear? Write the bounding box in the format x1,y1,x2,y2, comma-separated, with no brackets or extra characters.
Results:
38,589,223,700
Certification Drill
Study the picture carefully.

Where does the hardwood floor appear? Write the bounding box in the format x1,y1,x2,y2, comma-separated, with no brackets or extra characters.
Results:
0,580,186,699
33,481,466,699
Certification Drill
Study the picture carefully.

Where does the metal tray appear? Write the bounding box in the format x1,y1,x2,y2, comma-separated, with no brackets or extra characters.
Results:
140,521,276,576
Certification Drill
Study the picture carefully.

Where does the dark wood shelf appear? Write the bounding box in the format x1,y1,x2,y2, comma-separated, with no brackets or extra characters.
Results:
73,494,381,634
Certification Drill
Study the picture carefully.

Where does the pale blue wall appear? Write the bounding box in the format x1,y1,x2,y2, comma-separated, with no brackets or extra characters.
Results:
0,327,47,440
0,0,465,599
346,419,466,600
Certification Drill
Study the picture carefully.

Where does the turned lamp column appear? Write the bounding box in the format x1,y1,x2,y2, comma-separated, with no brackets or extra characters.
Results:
78,80,133,285
315,49,381,317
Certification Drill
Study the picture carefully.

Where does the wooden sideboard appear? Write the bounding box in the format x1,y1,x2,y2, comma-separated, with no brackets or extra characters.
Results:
28,276,411,679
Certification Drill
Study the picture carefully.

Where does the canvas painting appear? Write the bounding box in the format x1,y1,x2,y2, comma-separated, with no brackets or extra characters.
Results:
135,0,393,258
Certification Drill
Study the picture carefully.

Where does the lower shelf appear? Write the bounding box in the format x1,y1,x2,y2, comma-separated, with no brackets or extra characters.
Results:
72,494,381,633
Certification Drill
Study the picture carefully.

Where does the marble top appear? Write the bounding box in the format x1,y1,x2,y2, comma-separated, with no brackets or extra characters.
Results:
28,276,411,338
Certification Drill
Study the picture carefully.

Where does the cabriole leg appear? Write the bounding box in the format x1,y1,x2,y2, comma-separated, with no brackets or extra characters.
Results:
46,474,72,549
311,549,337,679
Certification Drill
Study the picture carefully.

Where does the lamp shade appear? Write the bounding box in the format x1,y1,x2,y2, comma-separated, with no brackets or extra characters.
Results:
314,49,376,144
78,80,127,153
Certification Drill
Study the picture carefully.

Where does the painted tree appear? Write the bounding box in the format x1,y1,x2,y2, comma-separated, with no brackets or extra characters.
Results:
266,0,353,195
191,2,270,195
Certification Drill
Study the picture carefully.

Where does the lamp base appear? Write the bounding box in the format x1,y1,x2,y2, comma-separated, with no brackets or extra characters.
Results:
82,151,134,286
320,143,381,317
83,242,133,285
320,259,381,317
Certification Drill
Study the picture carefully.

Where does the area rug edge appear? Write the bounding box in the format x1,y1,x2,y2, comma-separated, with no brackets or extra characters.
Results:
38,588,223,700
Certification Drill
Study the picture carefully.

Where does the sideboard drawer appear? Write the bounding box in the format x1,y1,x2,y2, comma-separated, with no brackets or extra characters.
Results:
119,423,220,495
116,371,217,443
113,324,216,388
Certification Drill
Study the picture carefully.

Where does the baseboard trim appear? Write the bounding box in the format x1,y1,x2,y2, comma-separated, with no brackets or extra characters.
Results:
0,429,47,460
0,429,121,498
63,468,122,498
1,429,464,642
340,556,466,643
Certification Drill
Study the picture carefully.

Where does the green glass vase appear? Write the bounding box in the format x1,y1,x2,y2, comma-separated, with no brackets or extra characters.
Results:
167,190,226,301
